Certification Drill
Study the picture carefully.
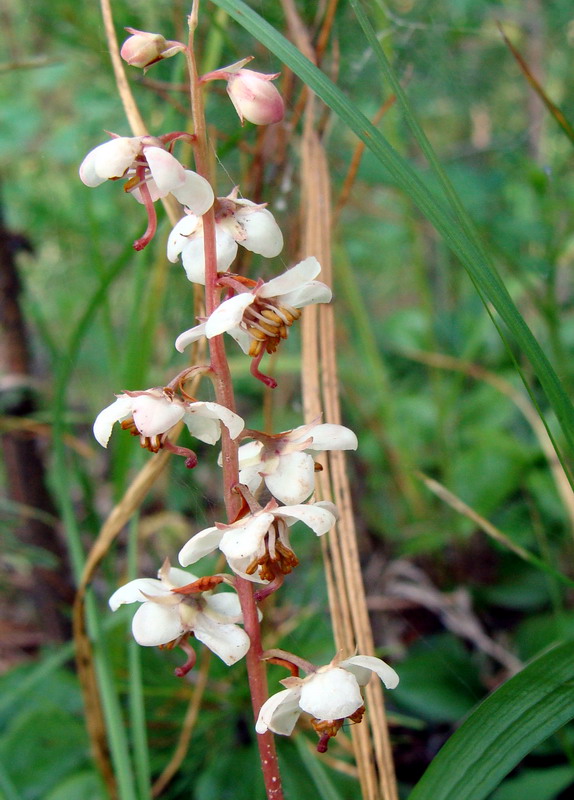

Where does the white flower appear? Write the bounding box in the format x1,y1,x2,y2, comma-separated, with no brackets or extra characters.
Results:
79,135,214,250
109,561,250,665
167,190,283,285
174,257,331,387
179,499,338,583
93,388,243,460
120,28,185,70
79,135,213,211
237,420,358,505
226,69,285,126
255,654,399,741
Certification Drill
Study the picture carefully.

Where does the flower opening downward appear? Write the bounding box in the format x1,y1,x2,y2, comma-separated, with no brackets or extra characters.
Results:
175,257,332,387
256,653,399,751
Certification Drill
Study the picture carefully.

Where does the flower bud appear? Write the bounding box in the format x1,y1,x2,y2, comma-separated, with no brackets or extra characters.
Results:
227,69,285,126
120,28,185,71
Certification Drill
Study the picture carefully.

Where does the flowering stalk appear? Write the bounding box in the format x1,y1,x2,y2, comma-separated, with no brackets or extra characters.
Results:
186,4,284,798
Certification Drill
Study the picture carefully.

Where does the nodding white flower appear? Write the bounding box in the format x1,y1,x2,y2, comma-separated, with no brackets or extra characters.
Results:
175,257,332,387
120,28,185,70
79,134,214,250
201,58,284,126
226,69,285,126
109,560,250,665
167,189,283,285
237,420,358,505
256,654,399,747
93,388,243,465
179,498,338,583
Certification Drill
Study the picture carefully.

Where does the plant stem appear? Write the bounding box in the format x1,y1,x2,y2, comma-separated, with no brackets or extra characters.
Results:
186,5,284,798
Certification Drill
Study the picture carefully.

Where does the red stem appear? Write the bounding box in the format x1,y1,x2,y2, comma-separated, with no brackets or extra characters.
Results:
186,6,284,799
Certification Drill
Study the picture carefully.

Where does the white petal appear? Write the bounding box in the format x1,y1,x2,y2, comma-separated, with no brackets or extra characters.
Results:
166,566,199,588
175,323,206,352
178,526,223,566
226,324,252,354
131,601,183,646
219,513,275,560
258,256,321,299
279,280,332,309
180,227,238,284
264,451,315,505
204,592,243,622
167,214,200,262
256,688,302,735
109,578,165,610
193,614,250,665
182,412,220,445
238,208,283,257
273,502,336,536
171,171,214,215
237,440,264,467
299,668,363,720
205,293,255,338
144,146,186,194
340,656,399,690
238,463,265,497
93,395,134,447
132,394,185,437
79,137,141,186
305,424,358,452
131,177,163,204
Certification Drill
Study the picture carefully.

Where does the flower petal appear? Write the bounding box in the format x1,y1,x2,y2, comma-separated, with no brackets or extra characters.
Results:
258,256,321,299
166,566,199,588
279,280,332,309
237,440,265,467
305,423,358,452
175,323,206,353
109,578,165,610
79,137,141,186
167,214,200,262
256,688,302,735
143,146,186,194
238,462,265,497
171,170,214,214
179,526,223,566
238,207,283,257
180,227,238,284
93,395,134,447
273,502,337,536
132,393,185,437
299,668,363,720
131,601,183,646
340,656,399,690
219,513,275,560
205,293,255,337
204,592,243,622
193,614,250,665
263,451,315,505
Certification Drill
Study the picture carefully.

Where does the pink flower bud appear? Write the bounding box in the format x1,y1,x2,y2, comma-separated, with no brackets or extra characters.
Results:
120,28,185,70
226,70,285,126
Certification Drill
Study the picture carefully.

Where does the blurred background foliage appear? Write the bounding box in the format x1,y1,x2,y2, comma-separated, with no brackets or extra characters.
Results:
2,0,574,798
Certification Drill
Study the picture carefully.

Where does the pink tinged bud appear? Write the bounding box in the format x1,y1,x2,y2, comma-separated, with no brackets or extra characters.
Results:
227,70,285,126
120,27,185,70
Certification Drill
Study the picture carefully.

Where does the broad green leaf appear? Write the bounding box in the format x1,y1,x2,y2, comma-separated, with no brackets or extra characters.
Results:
491,765,574,800
407,640,574,800
209,0,574,470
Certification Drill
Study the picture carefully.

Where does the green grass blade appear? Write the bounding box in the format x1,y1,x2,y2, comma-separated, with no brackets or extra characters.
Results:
407,639,574,800
209,0,574,464
294,736,345,800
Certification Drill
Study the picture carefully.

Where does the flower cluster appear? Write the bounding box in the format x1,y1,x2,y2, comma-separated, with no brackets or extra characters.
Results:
89,24,398,756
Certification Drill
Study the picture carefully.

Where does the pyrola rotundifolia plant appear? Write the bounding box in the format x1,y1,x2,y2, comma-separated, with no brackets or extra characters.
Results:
81,4,398,797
